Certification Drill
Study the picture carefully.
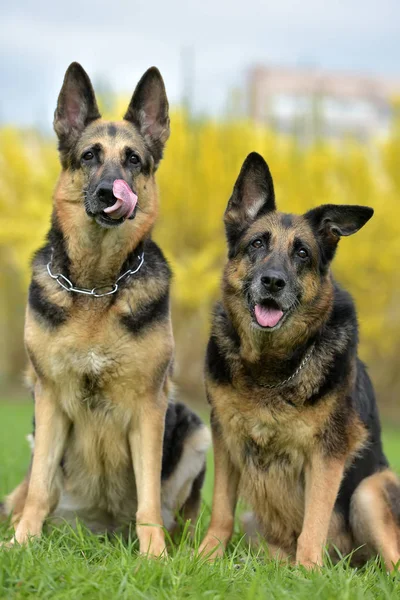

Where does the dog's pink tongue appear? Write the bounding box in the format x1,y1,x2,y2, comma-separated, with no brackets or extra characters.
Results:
254,304,284,328
103,180,138,220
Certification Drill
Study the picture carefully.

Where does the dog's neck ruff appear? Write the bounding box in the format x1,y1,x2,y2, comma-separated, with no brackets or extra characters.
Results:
258,342,316,389
46,250,145,297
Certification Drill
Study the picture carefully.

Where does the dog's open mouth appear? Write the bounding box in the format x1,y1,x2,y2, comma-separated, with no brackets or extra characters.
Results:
254,300,285,328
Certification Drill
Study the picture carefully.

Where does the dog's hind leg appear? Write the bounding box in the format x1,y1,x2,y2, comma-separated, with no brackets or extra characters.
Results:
350,469,400,570
179,464,206,526
161,422,210,533
3,468,31,526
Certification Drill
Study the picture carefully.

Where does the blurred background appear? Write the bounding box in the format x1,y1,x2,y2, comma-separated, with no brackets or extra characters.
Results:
1,1,400,421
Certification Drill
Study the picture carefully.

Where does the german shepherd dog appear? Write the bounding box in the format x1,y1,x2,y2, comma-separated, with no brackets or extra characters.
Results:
199,152,400,569
1,63,210,556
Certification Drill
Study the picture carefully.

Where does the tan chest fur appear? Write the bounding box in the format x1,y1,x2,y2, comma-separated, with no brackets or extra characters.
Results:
212,382,333,463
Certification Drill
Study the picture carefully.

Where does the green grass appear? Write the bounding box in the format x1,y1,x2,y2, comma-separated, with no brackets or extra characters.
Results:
0,401,399,599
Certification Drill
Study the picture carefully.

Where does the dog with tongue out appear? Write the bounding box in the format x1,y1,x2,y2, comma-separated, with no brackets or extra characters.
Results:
2,62,211,560
198,153,399,571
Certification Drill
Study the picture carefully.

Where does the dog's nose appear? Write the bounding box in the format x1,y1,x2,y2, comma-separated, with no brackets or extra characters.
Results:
96,182,116,208
261,270,287,293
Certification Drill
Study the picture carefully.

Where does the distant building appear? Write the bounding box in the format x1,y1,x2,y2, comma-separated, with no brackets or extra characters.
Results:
248,66,400,141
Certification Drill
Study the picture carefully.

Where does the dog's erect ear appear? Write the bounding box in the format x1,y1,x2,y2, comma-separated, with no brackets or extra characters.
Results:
224,152,275,249
305,204,374,266
54,63,101,152
124,67,170,167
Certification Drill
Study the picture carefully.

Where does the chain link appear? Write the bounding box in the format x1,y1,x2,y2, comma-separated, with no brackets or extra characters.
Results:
258,343,316,389
46,251,144,297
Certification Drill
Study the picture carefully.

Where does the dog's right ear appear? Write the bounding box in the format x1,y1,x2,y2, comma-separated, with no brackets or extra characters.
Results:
54,63,101,153
224,152,275,248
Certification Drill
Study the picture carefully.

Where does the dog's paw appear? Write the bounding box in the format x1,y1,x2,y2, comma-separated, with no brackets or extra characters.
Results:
198,534,225,561
296,554,323,570
296,536,323,570
12,521,42,546
138,527,167,558
141,541,168,559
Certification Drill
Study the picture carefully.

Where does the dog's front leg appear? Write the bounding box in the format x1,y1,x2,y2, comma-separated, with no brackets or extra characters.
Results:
129,397,167,557
11,383,70,545
296,453,345,568
199,416,240,560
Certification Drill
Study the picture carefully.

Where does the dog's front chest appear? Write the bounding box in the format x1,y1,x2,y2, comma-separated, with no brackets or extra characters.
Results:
243,427,302,473
216,394,313,471
67,346,116,377
46,330,125,383
27,307,143,395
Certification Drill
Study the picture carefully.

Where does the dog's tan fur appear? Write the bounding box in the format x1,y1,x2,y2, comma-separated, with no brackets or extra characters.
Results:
2,63,210,555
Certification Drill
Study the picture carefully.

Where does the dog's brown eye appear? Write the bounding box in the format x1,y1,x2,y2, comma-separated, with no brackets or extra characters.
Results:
297,248,308,259
252,239,264,249
82,151,94,161
129,153,140,165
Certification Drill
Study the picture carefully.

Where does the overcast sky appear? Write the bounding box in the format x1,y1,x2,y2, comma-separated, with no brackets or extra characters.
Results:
1,1,399,128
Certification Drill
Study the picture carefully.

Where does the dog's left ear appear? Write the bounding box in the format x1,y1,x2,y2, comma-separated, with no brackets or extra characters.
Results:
224,152,275,250
124,67,170,167
305,204,374,265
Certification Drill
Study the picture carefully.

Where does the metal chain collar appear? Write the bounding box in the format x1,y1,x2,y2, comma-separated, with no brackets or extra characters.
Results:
259,343,316,389
46,251,145,297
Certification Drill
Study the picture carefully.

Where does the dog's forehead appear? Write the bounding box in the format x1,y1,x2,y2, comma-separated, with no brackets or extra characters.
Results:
77,120,147,155
245,211,316,245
